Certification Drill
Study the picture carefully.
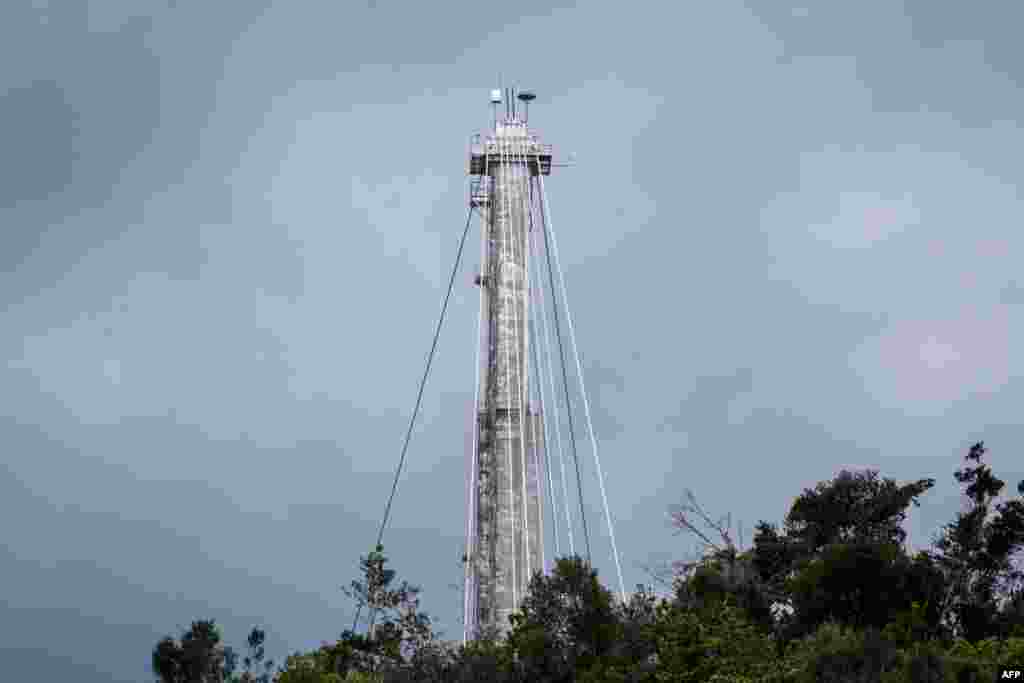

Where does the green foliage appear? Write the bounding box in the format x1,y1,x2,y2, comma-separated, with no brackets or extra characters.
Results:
932,442,1024,641
752,469,939,639
653,599,780,683
996,588,1024,637
275,651,345,683
238,627,275,683
152,620,237,683
785,542,945,637
151,441,1024,683
609,585,659,678
337,545,435,675
444,636,517,682
784,469,935,552
508,555,619,681
881,601,936,649
781,624,901,682
343,545,399,641
944,636,1024,675
675,551,776,635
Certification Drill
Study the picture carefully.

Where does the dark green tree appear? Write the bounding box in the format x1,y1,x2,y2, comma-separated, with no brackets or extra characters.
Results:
785,542,945,636
665,490,776,635
152,620,237,683
508,556,619,682
932,442,1024,641
334,545,435,678
996,587,1024,637
239,627,274,683
751,469,938,639
783,469,935,552
609,585,659,679
652,597,780,683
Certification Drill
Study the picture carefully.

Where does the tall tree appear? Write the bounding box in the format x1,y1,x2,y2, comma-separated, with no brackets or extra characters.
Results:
508,556,619,682
932,442,1024,641
336,545,435,677
344,545,398,641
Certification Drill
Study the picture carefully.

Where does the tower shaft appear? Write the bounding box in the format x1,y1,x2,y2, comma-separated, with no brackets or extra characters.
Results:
468,117,551,638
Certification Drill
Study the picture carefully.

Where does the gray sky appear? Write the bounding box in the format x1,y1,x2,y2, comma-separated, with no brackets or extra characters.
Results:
3,1,1024,680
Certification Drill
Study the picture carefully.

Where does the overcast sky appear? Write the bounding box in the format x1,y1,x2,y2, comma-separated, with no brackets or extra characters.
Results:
3,1,1024,680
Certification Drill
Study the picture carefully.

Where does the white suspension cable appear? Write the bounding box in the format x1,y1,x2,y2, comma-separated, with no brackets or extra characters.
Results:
509,128,532,590
527,179,561,564
531,311,557,567
516,133,543,578
536,173,627,603
530,169,575,559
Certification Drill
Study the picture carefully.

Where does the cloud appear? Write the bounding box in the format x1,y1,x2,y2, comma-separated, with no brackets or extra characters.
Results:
850,305,1019,415
808,191,921,250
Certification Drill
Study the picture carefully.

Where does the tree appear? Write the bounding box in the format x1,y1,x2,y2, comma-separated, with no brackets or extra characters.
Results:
783,469,934,553
609,586,659,680
662,491,775,635
996,587,1024,638
239,627,275,683
652,598,780,683
344,545,398,641
439,637,517,683
508,556,619,682
152,620,236,683
785,542,945,636
779,623,901,683
275,651,345,683
932,442,1024,641
335,545,436,678
751,469,938,640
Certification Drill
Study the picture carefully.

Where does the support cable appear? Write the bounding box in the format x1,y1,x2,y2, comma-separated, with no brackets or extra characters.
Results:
536,174,627,603
528,180,561,561
511,130,532,589
514,132,540,580
528,309,557,565
532,178,573,561
535,175,591,565
354,203,477,633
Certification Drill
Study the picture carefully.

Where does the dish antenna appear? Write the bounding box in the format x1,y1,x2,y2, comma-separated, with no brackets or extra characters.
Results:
517,90,536,123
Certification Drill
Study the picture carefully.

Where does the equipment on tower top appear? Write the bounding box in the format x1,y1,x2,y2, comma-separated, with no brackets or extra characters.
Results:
517,91,536,123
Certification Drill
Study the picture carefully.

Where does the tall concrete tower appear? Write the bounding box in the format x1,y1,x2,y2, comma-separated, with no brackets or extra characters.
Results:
465,89,554,639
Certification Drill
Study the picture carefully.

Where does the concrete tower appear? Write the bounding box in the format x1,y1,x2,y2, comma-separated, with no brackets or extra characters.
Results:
465,89,553,639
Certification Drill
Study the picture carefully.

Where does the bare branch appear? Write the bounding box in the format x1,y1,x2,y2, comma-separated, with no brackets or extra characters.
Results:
668,489,745,557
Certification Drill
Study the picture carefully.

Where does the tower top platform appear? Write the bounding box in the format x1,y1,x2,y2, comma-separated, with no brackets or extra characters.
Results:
468,127,553,176
469,87,553,177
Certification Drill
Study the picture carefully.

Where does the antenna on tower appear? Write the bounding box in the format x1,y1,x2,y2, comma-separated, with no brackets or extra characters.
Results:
517,91,536,124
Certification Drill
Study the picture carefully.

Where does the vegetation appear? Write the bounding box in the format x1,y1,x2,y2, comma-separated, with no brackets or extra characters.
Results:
152,442,1024,681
